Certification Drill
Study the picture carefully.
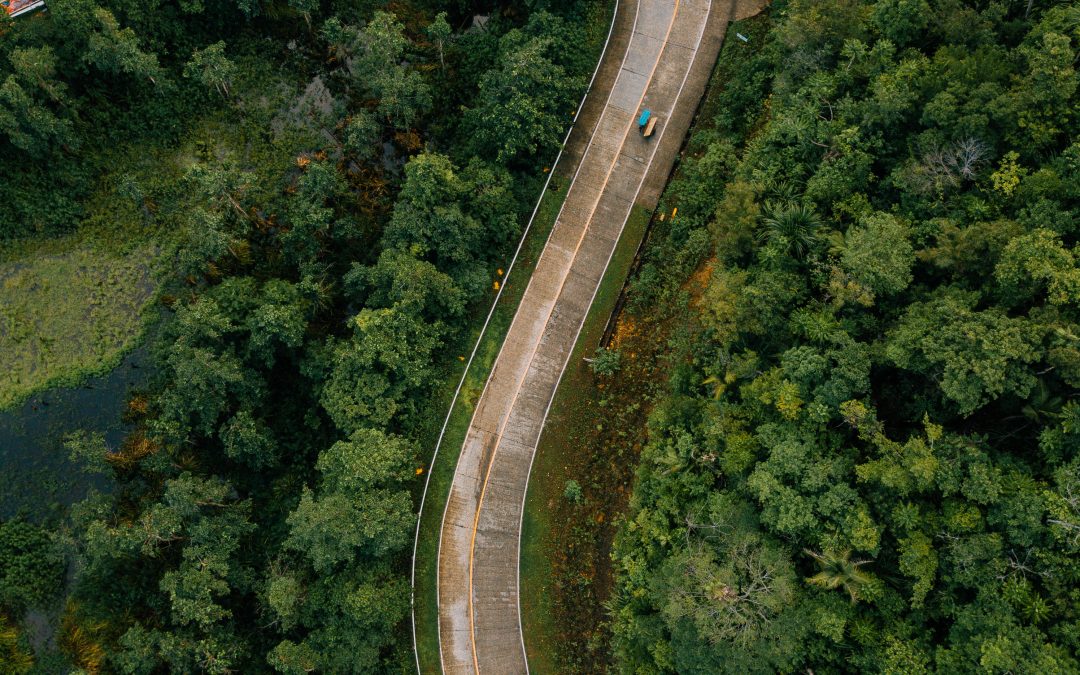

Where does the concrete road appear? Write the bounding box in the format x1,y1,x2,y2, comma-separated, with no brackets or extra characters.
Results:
436,0,765,671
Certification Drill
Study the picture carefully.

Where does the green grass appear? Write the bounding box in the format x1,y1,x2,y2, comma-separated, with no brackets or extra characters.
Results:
0,138,188,411
0,245,158,410
519,205,650,674
0,55,320,412
0,144,176,410
412,178,570,674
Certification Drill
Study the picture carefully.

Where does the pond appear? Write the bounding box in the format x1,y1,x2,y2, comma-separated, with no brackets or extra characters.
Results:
0,349,151,522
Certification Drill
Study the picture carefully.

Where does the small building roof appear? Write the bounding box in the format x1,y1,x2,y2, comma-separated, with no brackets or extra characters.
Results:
3,0,46,18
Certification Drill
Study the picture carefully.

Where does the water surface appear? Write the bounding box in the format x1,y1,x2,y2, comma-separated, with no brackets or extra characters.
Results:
0,349,150,521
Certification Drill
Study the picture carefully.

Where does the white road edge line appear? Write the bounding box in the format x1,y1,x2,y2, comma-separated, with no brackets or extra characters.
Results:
409,0,623,672
449,0,687,662
466,0,667,664
514,0,720,672
452,0,650,667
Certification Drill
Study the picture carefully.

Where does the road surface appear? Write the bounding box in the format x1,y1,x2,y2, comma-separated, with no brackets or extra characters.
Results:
436,0,765,671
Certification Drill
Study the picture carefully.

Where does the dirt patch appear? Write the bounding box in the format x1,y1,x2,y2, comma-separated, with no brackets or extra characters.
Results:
536,277,677,672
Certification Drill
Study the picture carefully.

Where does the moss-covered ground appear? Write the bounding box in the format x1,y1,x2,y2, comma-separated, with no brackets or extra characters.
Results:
0,245,157,410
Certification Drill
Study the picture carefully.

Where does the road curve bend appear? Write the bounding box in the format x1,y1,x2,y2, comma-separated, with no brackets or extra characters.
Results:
435,0,765,671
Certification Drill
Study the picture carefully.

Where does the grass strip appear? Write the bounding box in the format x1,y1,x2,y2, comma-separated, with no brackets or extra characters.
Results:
412,0,618,667
519,205,651,674
518,13,772,670
412,178,570,673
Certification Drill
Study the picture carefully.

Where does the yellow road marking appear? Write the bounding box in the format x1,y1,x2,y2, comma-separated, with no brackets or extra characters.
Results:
463,0,694,670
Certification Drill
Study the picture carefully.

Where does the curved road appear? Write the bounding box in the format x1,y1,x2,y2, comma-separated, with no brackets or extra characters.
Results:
435,0,764,671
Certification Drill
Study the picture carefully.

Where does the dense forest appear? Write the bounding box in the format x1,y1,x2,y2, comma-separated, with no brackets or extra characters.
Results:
5,0,1080,671
0,0,600,670
610,0,1080,672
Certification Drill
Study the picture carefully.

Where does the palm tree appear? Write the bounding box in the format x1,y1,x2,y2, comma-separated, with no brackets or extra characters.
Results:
758,202,822,261
767,179,802,204
1021,380,1063,424
804,548,874,603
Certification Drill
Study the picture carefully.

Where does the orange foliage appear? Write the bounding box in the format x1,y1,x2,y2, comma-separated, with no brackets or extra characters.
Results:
59,601,106,675
684,257,715,308
105,430,160,471
347,165,390,216
393,129,422,152
126,394,149,418
610,315,638,351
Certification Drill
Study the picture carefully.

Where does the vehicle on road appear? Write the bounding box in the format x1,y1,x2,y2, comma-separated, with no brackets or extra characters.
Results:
643,116,657,137
639,109,657,137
